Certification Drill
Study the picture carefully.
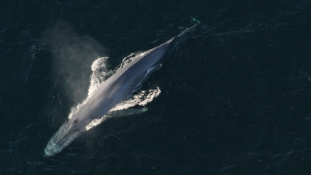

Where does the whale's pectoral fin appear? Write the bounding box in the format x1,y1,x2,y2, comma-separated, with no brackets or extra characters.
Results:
108,107,148,118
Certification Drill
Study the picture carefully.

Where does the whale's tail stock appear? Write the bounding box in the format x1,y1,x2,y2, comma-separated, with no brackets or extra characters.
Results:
166,18,207,56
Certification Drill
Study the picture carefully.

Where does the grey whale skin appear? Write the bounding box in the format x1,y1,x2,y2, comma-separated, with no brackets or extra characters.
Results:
44,34,184,157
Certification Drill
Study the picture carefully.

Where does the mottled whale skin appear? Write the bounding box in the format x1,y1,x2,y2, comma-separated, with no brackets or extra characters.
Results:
44,35,182,157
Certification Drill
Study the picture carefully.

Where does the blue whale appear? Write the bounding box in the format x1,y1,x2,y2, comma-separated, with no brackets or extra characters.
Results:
44,25,200,156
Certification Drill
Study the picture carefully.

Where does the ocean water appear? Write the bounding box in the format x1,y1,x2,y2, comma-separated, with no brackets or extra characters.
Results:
1,0,311,174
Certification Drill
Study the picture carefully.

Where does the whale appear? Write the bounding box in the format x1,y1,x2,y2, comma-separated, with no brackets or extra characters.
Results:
44,24,201,157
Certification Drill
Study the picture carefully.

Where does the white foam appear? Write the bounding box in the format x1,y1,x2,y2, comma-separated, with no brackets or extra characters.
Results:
117,52,144,71
86,117,108,131
110,87,161,111
88,57,111,96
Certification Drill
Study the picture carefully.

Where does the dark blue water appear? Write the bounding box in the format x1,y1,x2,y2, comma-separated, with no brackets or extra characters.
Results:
1,0,311,174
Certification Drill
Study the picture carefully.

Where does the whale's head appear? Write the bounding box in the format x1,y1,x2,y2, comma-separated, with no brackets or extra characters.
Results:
44,117,86,157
